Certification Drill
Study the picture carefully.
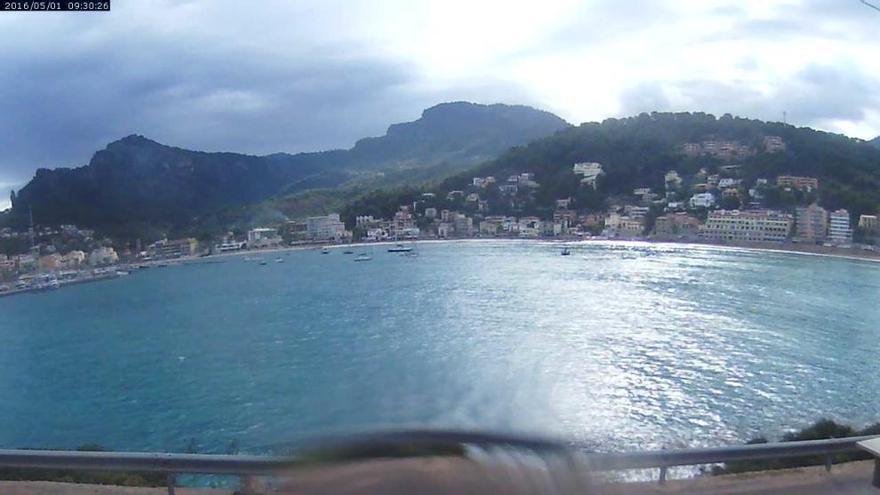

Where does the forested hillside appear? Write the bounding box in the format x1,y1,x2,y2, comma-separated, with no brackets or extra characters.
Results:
342,112,880,225
5,102,568,238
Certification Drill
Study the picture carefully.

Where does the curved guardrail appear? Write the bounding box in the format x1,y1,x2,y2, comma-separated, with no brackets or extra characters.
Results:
0,430,876,493
583,434,876,470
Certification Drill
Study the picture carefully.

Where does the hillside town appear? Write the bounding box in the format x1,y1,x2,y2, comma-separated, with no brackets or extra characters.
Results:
3,137,880,295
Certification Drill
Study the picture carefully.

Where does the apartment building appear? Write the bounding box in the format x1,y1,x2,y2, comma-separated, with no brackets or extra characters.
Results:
700,210,793,243
828,209,853,245
795,204,828,243
777,176,819,191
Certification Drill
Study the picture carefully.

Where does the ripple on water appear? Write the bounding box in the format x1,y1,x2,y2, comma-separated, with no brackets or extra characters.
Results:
0,241,878,456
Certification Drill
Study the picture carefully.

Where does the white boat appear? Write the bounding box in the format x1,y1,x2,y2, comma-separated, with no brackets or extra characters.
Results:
387,243,413,253
321,247,330,254
353,253,372,262
274,258,284,263
33,273,60,291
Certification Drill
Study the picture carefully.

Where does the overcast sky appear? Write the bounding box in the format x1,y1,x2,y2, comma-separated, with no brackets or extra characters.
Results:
1,0,879,210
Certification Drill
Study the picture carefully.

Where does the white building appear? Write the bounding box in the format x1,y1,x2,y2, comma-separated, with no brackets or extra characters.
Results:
88,247,119,266
828,209,853,245
859,214,879,235
603,212,644,238
700,210,792,243
306,214,346,241
355,215,376,227
625,205,650,218
764,136,786,153
366,227,388,241
247,227,282,248
452,213,473,237
437,222,454,238
665,170,682,189
689,192,716,209
573,162,603,188
62,250,86,268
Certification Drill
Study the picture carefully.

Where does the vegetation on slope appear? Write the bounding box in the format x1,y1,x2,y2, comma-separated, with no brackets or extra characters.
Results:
7,102,568,239
342,112,880,226
713,418,880,475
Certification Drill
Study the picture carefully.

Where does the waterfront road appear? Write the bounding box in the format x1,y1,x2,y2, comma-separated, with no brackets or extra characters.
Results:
1,459,876,494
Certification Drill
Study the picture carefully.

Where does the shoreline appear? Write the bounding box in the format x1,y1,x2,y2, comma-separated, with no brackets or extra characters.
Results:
321,237,880,265
2,237,877,299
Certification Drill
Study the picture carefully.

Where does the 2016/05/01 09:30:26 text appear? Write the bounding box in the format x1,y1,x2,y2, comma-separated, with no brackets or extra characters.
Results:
0,1,109,10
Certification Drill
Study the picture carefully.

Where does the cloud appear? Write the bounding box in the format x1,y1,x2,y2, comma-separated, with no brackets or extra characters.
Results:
0,181,19,211
655,62,880,128
619,83,672,117
0,0,878,191
0,0,537,188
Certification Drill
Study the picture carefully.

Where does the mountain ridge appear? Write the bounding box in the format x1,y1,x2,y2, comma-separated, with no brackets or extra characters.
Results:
7,102,569,234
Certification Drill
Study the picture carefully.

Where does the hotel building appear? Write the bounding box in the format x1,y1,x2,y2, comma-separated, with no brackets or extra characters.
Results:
700,210,793,243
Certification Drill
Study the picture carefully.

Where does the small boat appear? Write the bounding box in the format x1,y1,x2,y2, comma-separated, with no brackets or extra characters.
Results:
274,258,284,263
321,247,330,254
387,244,413,253
561,247,571,256
32,274,60,291
354,253,372,262
259,260,268,266
342,250,354,255
243,256,262,262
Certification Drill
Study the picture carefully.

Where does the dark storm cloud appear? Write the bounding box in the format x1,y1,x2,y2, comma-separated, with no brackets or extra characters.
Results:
0,2,535,195
0,38,417,180
1,0,878,199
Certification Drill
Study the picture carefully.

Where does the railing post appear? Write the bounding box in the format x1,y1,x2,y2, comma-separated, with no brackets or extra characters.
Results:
873,459,880,489
824,454,832,472
658,466,667,485
240,474,265,495
166,473,175,495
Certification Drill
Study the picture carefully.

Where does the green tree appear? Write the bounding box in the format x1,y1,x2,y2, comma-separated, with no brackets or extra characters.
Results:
720,194,741,210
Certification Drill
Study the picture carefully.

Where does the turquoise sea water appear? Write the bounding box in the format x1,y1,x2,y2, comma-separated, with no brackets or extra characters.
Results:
0,240,879,454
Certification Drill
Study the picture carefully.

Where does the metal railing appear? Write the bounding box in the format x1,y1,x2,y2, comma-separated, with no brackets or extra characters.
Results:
582,434,877,483
0,431,876,493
